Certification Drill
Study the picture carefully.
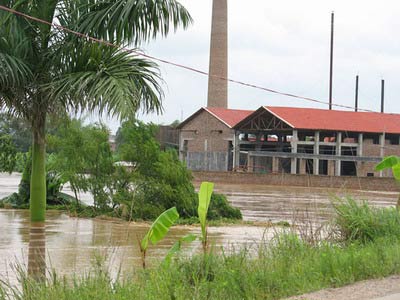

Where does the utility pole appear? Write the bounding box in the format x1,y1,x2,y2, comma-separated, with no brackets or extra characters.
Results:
329,11,335,110
355,75,359,112
381,79,385,113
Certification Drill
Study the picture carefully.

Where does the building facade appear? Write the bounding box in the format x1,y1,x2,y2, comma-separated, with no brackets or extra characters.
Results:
179,106,400,177
177,107,251,171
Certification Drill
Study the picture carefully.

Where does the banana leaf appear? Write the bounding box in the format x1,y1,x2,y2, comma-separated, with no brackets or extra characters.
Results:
198,182,214,240
141,206,179,252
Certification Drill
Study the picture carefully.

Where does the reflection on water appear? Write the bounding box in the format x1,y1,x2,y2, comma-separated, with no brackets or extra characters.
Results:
28,222,46,280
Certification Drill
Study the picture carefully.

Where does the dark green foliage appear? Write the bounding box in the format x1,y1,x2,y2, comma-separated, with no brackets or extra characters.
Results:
333,197,400,243
208,194,242,220
114,120,241,221
1,152,65,207
114,120,197,220
48,120,114,209
0,114,31,152
0,134,17,173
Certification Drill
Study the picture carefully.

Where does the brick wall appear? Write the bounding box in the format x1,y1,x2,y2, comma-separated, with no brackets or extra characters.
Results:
179,110,234,152
360,138,400,177
192,171,399,192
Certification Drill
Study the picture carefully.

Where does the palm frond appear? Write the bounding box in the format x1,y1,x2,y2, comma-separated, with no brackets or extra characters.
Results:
0,53,33,88
46,43,163,119
70,0,192,45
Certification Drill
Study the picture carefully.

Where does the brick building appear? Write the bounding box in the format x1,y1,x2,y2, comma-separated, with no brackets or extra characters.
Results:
179,106,400,177
177,107,251,171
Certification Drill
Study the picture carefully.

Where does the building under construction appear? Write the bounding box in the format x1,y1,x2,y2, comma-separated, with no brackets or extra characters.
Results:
178,106,400,177
177,0,400,178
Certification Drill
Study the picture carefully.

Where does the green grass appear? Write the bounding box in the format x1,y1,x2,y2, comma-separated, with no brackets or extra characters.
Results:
3,198,400,300
333,197,400,243
4,235,400,300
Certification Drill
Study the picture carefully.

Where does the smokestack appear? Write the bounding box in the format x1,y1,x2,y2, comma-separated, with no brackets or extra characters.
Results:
207,0,228,108
381,79,385,113
355,75,359,112
329,11,334,110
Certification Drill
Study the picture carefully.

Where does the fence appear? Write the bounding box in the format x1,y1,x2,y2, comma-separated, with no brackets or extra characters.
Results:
185,152,229,171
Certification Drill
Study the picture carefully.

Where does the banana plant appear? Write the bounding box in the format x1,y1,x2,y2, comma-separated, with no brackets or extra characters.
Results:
376,156,400,180
164,233,197,266
376,156,400,208
198,181,214,253
140,207,179,269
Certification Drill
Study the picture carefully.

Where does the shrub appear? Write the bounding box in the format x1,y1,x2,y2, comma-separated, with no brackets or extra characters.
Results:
333,197,400,243
208,193,242,220
114,120,241,221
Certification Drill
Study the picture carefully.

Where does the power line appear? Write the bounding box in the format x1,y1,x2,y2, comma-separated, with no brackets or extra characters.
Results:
0,4,379,113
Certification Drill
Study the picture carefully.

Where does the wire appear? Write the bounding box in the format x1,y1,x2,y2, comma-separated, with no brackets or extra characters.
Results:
0,4,379,113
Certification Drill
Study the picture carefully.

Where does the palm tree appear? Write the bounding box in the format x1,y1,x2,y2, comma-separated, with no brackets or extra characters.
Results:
0,0,191,277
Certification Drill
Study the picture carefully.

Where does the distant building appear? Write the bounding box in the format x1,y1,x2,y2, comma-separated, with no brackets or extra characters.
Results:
177,107,252,171
178,106,400,177
155,125,179,150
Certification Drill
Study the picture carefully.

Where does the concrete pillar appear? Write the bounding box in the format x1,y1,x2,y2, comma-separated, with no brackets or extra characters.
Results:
335,132,342,176
379,133,386,177
277,134,284,151
356,133,364,177
299,159,307,175
291,130,298,174
254,133,262,170
233,132,240,169
272,157,279,173
357,133,364,156
313,131,320,175
207,0,228,108
328,160,335,176
247,152,253,172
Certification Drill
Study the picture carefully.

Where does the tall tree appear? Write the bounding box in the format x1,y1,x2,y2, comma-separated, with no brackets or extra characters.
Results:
0,0,191,277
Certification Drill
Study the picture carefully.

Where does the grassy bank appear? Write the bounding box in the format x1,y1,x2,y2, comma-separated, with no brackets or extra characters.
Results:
3,199,400,300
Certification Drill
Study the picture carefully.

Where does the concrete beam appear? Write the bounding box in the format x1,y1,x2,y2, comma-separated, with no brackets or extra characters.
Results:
246,151,382,163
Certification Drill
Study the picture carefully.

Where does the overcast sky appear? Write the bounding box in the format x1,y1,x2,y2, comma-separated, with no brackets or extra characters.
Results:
97,0,400,133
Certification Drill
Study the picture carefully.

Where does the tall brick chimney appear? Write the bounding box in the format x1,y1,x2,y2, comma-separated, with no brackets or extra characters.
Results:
207,0,228,108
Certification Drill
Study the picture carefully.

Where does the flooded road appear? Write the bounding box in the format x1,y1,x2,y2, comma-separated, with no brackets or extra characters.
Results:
0,173,398,280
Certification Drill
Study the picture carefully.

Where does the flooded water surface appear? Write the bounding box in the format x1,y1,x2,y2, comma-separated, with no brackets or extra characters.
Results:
0,173,398,280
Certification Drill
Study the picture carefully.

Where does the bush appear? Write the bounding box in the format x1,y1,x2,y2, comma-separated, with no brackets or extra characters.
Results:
333,197,400,243
208,193,242,220
114,120,241,221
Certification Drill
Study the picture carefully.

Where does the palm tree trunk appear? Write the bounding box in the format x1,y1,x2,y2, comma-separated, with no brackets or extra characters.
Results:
28,121,46,279
30,123,46,222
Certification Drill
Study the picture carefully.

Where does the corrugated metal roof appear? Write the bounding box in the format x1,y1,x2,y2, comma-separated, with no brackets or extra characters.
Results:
265,106,400,134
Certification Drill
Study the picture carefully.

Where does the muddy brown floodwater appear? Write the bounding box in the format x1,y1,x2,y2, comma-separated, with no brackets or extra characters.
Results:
0,173,398,281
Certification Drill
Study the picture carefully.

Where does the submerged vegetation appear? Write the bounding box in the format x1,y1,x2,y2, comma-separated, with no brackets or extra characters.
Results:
0,118,242,222
2,199,400,300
